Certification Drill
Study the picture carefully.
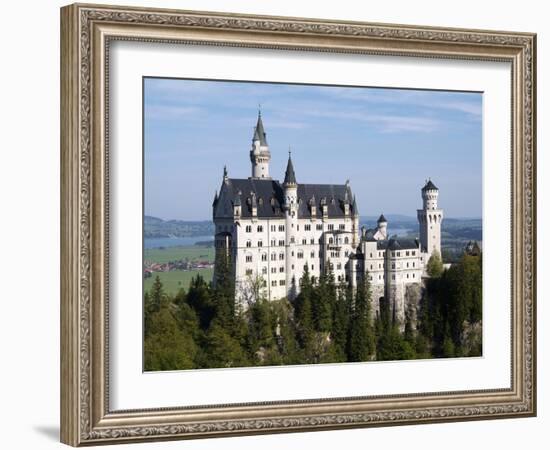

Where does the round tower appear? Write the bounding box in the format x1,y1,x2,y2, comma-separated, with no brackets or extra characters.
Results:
417,179,444,262
250,110,271,179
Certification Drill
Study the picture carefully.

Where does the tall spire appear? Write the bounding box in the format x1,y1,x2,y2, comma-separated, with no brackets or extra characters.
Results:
252,109,268,146
284,152,297,186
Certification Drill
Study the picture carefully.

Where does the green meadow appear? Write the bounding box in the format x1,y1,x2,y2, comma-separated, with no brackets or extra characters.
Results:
144,245,214,264
144,268,213,295
144,245,215,295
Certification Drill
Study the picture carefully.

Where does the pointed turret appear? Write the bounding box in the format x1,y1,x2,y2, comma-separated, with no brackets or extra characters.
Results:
252,110,268,146
352,195,359,216
212,190,218,207
284,153,297,186
377,214,387,224
250,110,271,179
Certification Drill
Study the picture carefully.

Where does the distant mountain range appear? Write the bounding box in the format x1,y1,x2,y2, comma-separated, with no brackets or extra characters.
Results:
144,216,214,238
145,215,481,240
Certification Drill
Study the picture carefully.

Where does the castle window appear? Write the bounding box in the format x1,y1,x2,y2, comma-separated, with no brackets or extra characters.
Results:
261,253,267,261
328,224,334,231
271,267,277,274
337,263,342,270
344,237,349,244
391,252,395,257
271,280,277,287
297,225,300,231
271,253,276,261
379,263,382,269
412,251,416,256
279,253,284,260
391,263,395,269
311,251,315,258
345,251,349,257
311,265,314,270
305,224,311,231
316,224,322,230
257,225,263,232
246,225,252,233
279,267,284,273
310,238,315,244
278,225,285,232
246,269,253,275
290,237,295,244
246,255,252,262
271,239,276,246
258,240,263,247
413,273,415,278
370,264,373,270
279,280,286,286
392,275,395,280
271,225,276,232
406,251,410,256
279,240,285,246
370,253,373,258
246,240,252,247
262,267,267,274
413,262,415,267
339,224,345,230
397,252,401,257
297,251,304,259
406,262,409,268
379,275,381,280
291,251,294,257
329,237,334,244
302,238,307,245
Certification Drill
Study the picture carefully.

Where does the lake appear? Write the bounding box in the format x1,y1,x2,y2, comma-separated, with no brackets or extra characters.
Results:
144,236,213,249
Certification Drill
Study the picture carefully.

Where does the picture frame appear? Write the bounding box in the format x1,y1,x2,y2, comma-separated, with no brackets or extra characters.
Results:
60,2,536,446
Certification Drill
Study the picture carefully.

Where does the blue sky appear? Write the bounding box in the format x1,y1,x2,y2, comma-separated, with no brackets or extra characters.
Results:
144,78,482,221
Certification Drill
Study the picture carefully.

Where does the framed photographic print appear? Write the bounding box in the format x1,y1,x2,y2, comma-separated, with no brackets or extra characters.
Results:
60,3,537,446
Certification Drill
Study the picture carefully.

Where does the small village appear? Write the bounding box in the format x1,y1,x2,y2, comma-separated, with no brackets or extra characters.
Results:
143,258,214,279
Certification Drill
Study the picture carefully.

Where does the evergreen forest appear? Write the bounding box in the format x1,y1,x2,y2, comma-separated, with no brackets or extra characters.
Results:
144,252,482,371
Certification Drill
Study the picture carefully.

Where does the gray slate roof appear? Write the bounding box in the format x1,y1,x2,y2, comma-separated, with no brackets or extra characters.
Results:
381,238,420,250
214,178,357,219
252,113,268,146
284,156,297,185
422,179,438,191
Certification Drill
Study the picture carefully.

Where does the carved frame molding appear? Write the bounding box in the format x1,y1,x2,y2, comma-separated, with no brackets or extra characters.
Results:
60,3,536,446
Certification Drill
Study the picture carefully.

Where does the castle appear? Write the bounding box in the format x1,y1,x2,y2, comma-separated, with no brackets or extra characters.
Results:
212,112,443,323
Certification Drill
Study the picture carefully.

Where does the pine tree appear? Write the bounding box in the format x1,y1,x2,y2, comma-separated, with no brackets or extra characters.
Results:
347,277,375,362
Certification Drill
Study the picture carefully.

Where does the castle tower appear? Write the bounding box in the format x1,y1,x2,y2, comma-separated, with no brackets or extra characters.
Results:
377,214,388,239
249,110,271,179
283,153,298,297
417,179,443,261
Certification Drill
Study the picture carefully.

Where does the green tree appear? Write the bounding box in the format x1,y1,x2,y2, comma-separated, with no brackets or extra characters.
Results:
347,277,375,362
198,322,249,368
144,304,197,371
426,250,444,278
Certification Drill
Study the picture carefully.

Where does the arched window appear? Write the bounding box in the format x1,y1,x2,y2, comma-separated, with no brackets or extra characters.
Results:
329,237,334,244
344,237,349,244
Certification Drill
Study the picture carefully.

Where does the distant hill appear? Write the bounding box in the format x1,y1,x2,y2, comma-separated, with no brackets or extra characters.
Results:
144,215,482,244
144,216,215,238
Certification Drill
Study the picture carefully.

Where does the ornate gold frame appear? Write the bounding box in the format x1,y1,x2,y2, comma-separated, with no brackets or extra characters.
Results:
60,3,536,446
